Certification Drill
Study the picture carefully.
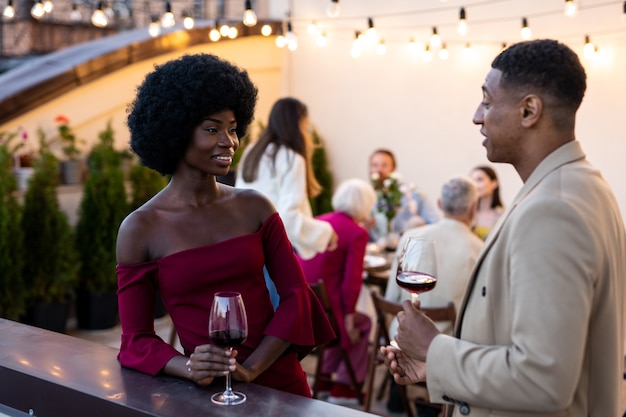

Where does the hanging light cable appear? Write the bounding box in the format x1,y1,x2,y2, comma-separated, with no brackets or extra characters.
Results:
520,17,532,40
3,0,15,19
457,7,467,36
91,1,108,27
564,0,577,17
327,0,340,18
243,0,257,27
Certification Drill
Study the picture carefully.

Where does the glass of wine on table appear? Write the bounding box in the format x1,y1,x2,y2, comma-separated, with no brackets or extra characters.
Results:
208,291,249,405
396,237,438,306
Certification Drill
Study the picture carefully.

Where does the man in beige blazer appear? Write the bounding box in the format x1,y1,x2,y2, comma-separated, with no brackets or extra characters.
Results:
383,39,626,417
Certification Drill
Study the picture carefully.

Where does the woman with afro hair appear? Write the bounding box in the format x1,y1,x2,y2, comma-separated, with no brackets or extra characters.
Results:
117,53,334,397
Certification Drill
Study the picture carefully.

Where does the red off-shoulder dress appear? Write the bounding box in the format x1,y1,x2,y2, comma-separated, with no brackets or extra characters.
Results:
116,213,335,396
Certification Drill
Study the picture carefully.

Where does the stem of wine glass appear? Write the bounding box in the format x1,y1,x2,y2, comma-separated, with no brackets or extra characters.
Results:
411,292,419,307
224,347,233,397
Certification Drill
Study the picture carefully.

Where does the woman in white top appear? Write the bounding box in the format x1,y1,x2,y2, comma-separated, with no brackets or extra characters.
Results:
236,98,337,304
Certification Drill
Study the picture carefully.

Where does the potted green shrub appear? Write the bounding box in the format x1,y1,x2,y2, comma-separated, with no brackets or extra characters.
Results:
309,127,333,216
20,129,79,333
0,131,26,321
74,120,129,330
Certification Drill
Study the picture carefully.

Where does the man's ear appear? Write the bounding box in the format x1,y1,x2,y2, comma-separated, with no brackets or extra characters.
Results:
520,94,542,128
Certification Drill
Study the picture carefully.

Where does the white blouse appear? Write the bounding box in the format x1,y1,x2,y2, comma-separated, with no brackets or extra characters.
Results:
235,143,333,260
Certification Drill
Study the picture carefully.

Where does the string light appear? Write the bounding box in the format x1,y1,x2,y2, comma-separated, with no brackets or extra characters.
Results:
423,45,432,62
351,30,362,58
327,0,340,18
209,23,221,41
583,34,596,59
261,24,273,36
161,2,175,29
457,7,467,36
69,2,81,23
366,17,378,44
520,17,532,40
91,1,108,28
316,32,328,47
307,21,319,36
429,27,441,48
376,39,386,55
439,43,449,60
407,37,420,55
275,28,286,48
228,26,238,39
31,0,45,19
286,21,297,51
148,16,161,37
3,0,15,19
43,0,53,14
219,22,231,37
242,0,257,27
623,1,626,22
182,11,194,29
564,0,577,17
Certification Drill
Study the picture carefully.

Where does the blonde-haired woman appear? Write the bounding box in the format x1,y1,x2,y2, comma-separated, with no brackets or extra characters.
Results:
237,98,337,305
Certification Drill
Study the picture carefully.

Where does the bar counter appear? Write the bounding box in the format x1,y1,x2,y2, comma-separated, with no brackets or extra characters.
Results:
0,319,375,417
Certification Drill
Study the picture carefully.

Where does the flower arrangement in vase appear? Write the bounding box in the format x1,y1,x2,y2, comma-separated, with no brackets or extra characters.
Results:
371,171,403,233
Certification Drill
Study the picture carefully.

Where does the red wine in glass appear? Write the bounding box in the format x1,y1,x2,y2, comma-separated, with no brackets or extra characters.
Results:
208,291,248,406
209,329,247,348
396,272,437,295
396,237,438,304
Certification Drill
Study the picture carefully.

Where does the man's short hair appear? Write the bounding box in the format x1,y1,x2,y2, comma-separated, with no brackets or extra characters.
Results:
440,176,477,216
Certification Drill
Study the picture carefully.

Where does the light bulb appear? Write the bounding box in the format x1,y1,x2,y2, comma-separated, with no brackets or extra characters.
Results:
564,0,577,17
91,2,108,27
243,0,257,27
583,35,596,59
316,33,327,47
520,18,531,40
429,27,441,48
376,39,386,56
43,0,53,13
622,1,626,22
307,21,319,36
275,33,286,48
407,38,420,55
366,17,378,43
161,2,175,28
31,1,45,19
183,12,194,29
3,0,15,19
463,43,473,58
351,31,362,58
423,45,433,62
261,24,272,36
439,44,449,60
457,7,467,36
326,0,340,18
286,21,297,50
219,23,230,37
228,26,238,39
209,27,221,41
148,18,161,37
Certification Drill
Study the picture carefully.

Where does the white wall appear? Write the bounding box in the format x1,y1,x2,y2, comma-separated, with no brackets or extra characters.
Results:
2,0,625,220
278,0,626,218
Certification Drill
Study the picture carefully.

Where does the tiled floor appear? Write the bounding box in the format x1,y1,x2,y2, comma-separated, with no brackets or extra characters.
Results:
67,307,626,417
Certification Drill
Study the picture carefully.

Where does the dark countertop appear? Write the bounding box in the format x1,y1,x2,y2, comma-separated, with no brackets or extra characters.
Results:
0,318,375,417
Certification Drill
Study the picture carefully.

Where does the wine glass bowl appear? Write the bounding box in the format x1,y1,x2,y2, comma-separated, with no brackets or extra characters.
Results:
208,291,248,405
396,237,438,304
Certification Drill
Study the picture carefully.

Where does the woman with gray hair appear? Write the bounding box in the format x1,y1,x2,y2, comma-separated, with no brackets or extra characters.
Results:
298,178,377,405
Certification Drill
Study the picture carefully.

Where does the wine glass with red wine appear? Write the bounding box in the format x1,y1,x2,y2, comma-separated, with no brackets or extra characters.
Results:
208,291,249,405
396,237,438,305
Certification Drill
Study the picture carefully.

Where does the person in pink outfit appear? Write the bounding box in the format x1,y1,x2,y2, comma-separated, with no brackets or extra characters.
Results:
298,178,377,405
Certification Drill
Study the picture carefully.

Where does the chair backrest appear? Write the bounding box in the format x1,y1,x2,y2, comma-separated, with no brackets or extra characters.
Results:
309,280,341,344
370,289,457,345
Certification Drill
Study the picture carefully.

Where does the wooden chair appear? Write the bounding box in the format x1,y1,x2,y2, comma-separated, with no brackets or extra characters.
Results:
309,279,365,405
364,288,456,417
